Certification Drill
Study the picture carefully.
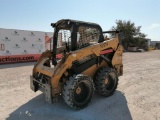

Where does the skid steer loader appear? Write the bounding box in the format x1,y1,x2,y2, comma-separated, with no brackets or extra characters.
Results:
30,19,123,109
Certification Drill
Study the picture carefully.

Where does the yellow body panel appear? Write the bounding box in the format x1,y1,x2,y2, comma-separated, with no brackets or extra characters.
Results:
82,60,108,78
32,35,123,96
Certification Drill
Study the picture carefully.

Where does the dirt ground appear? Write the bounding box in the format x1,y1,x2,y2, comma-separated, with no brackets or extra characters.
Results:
0,50,160,120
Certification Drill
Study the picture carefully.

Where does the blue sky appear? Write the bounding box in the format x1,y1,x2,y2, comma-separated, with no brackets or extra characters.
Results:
0,0,160,41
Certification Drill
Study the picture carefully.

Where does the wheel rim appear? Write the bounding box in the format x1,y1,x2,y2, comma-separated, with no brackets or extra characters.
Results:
73,81,90,105
105,72,116,91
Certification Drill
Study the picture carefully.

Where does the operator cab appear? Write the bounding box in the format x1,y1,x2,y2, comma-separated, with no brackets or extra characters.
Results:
50,19,104,65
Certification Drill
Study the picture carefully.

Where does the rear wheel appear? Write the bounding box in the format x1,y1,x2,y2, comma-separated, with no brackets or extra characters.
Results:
63,74,94,109
95,67,118,97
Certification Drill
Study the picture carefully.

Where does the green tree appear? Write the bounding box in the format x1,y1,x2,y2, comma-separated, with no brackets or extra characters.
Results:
110,20,147,50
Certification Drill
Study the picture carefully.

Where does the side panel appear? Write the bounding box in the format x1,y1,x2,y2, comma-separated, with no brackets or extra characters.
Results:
81,60,108,78
112,45,123,65
112,45,123,76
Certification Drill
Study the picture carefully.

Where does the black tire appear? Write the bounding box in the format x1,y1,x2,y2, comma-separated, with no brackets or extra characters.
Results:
63,74,94,109
95,67,118,97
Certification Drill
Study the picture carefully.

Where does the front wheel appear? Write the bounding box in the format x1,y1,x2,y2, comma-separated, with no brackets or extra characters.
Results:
63,74,94,109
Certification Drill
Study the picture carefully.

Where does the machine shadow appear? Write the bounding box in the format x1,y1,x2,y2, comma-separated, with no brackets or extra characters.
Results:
7,91,132,120
0,62,36,69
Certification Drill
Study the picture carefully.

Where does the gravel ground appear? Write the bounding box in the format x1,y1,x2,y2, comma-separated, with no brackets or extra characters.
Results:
0,50,160,120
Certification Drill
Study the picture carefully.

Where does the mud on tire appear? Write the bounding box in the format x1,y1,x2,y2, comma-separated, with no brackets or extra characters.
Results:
95,67,118,97
62,74,94,109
